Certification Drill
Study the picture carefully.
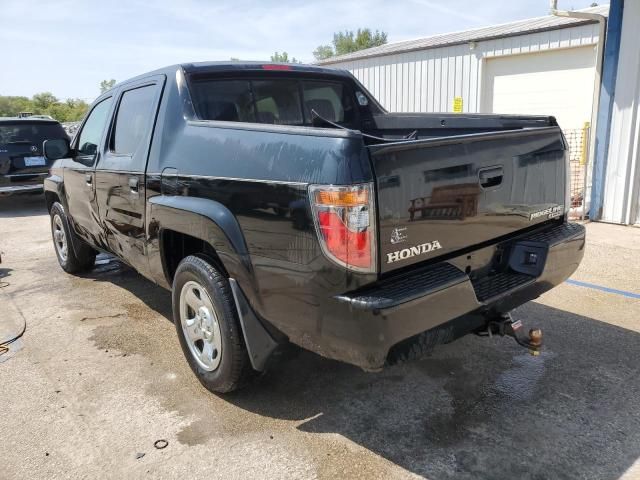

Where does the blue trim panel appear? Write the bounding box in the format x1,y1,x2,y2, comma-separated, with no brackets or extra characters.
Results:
591,0,624,219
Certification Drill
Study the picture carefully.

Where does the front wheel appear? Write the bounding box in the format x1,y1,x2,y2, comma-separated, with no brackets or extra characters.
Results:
50,202,96,274
172,255,254,393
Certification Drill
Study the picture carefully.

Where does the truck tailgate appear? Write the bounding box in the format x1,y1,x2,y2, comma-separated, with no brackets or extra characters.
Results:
369,127,567,273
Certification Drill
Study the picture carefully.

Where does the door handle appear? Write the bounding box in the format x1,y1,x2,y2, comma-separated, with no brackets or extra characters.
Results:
128,177,139,193
478,166,503,189
85,173,93,185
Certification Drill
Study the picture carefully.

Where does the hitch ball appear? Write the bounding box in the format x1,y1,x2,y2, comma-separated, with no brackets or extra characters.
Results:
528,328,543,356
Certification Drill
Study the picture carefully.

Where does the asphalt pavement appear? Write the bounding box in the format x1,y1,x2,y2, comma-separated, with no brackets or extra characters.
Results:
1,194,639,480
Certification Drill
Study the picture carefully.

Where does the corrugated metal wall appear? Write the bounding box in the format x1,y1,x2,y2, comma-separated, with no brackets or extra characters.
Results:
326,23,601,114
600,1,640,225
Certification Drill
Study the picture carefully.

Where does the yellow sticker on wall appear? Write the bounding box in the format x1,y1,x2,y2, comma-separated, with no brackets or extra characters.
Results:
453,97,463,113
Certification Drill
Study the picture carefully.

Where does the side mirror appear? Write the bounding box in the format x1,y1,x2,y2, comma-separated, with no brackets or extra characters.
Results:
79,142,97,156
43,138,71,161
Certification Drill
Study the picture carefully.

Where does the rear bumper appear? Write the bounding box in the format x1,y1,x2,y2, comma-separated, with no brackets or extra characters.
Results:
0,184,43,194
300,222,586,370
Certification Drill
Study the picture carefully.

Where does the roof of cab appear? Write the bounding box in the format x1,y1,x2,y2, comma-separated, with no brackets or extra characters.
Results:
98,61,350,97
181,61,349,76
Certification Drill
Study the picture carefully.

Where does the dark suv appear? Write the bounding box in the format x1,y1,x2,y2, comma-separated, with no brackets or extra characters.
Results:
0,117,69,195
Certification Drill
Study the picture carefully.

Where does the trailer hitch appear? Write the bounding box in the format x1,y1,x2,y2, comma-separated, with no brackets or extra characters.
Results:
482,313,543,356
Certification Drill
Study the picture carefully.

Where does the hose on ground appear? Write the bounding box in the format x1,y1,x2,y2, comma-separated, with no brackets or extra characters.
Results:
0,282,27,356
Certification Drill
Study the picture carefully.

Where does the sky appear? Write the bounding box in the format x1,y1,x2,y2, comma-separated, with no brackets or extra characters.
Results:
1,0,603,102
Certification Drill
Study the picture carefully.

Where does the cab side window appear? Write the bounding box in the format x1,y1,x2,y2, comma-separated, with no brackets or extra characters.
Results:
108,85,158,171
76,97,113,163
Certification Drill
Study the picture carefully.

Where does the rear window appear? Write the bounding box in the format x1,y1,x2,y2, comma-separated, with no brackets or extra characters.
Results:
0,122,68,145
189,77,357,128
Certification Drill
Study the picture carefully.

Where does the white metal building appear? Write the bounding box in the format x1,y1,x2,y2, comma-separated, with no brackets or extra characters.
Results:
597,0,640,225
318,4,640,226
317,6,608,132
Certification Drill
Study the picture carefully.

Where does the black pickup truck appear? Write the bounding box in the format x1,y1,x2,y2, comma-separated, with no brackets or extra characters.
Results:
43,62,585,393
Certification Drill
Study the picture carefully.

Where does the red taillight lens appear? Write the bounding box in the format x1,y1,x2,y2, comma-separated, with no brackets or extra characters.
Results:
309,183,377,273
317,210,371,268
262,64,292,71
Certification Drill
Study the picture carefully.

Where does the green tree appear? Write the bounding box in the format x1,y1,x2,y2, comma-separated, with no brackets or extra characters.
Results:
0,94,88,122
100,79,116,93
0,96,31,116
47,103,73,122
313,28,388,61
51,98,88,122
32,92,59,112
270,51,300,63
312,45,334,61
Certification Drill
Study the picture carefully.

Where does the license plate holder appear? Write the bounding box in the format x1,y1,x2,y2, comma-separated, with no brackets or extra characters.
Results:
24,156,46,167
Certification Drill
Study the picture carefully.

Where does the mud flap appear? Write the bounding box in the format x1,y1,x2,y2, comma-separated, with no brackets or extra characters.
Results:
229,278,278,372
58,204,88,260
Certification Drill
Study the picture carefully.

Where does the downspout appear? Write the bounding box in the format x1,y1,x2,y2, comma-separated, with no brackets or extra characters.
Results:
550,1,607,217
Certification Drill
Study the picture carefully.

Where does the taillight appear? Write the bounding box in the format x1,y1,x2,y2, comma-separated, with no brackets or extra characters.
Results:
262,64,292,71
309,183,377,273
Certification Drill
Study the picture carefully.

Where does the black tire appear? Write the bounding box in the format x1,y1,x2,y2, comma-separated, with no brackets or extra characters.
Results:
50,202,96,274
172,255,254,393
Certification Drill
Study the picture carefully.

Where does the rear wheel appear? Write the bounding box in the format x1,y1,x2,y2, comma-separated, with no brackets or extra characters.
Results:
172,255,254,393
50,202,96,274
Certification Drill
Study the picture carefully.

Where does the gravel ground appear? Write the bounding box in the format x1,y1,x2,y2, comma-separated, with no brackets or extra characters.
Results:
0,194,639,480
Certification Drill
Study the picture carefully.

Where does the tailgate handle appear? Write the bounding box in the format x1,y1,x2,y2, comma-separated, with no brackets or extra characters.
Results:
479,166,503,188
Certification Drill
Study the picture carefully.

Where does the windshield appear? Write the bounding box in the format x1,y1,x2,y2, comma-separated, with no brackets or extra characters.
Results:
0,122,68,146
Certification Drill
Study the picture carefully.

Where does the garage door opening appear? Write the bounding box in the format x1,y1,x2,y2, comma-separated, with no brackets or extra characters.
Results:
482,46,596,130
482,46,597,219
